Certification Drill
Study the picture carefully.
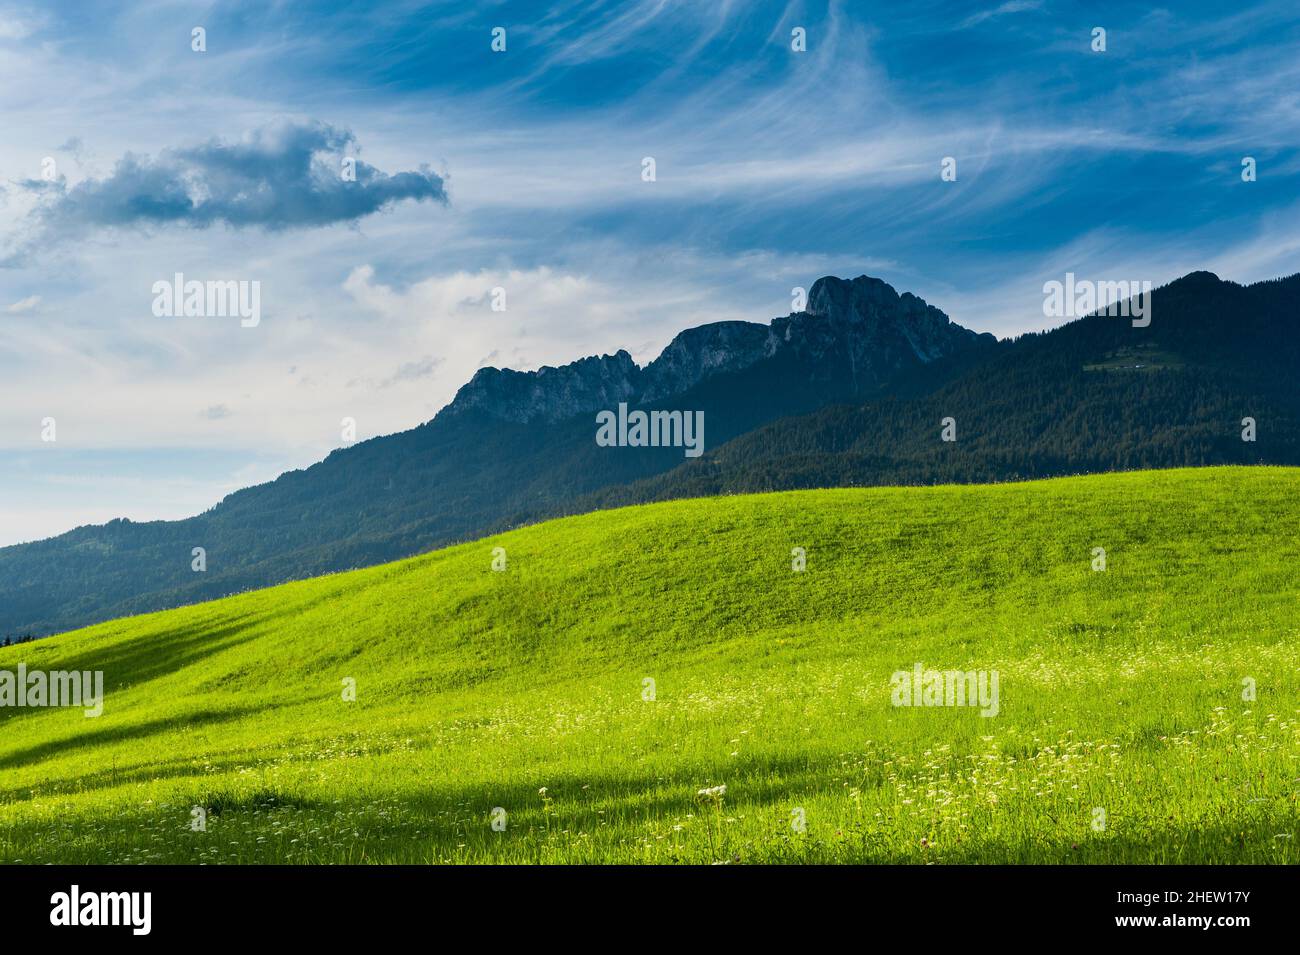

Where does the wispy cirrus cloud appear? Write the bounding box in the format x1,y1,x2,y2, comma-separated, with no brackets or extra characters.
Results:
2,0,1299,545
6,294,40,313
958,1,1043,30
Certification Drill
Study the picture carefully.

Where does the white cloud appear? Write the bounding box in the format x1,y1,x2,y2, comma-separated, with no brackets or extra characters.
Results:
1,0,1297,545
6,295,40,313
341,262,753,386
958,1,1043,30
0,8,41,40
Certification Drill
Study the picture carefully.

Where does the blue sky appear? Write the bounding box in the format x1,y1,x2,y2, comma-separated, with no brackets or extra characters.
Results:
1,0,1298,544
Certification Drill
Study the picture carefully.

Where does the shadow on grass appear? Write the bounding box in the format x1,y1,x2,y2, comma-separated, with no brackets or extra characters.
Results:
0,705,262,777
0,600,330,737
0,751,1293,864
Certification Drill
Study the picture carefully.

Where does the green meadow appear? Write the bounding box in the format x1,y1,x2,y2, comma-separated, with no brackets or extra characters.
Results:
0,466,1296,864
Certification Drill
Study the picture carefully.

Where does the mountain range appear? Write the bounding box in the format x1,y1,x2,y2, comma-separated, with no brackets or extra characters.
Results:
2,269,1296,639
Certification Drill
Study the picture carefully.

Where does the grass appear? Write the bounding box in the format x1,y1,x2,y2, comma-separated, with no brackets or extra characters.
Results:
1082,342,1185,371
0,466,1296,864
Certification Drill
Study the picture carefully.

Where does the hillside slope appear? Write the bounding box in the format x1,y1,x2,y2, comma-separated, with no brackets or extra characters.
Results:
6,270,1298,641
0,274,993,639
0,467,1296,864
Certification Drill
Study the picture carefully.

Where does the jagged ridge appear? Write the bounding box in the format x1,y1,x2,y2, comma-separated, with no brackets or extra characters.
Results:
443,275,990,424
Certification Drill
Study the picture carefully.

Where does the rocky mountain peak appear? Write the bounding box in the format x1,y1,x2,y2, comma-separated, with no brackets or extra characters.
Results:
639,321,772,402
776,275,989,374
447,350,642,424
442,275,991,425
806,274,902,322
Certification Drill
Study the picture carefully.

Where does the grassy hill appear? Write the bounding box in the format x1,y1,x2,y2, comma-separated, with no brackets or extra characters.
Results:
7,271,1299,644
1,466,1296,864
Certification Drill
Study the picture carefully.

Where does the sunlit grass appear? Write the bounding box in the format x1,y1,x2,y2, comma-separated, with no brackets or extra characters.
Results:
0,466,1296,863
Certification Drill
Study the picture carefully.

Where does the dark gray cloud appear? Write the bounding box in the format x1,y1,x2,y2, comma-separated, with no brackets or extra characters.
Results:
346,355,444,391
57,137,90,165
21,120,446,237
382,356,443,387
